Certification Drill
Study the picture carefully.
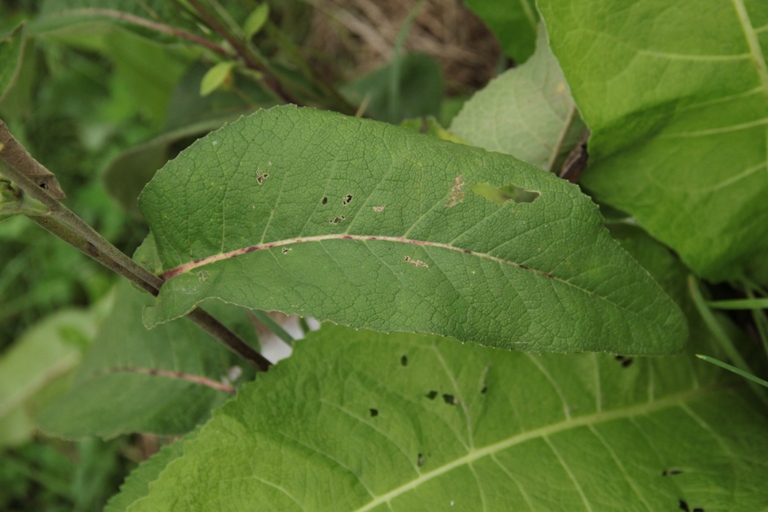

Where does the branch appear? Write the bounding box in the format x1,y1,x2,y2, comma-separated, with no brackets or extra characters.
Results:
0,119,271,372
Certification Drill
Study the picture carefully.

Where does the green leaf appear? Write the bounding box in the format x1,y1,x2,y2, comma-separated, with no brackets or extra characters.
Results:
124,323,768,511
0,309,101,446
0,23,25,102
105,436,188,512
37,280,255,439
343,53,444,124
139,105,686,355
538,0,768,281
464,0,538,63
200,62,236,97
243,3,270,39
450,24,587,172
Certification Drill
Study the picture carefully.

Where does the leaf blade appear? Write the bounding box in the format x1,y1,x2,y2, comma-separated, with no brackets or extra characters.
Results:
140,105,686,355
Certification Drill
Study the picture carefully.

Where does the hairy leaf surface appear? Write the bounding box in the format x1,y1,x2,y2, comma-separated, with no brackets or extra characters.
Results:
37,281,255,439
140,106,684,355
451,25,587,173
539,0,768,281
125,322,768,512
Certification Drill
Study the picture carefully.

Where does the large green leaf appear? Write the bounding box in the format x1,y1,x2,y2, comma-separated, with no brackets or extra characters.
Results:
121,322,768,512
139,105,685,355
464,0,538,63
0,308,102,446
37,280,257,439
538,0,768,281
450,24,587,172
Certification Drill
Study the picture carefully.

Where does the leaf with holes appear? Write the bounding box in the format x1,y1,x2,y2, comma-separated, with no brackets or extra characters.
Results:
37,280,257,439
121,322,768,512
450,24,588,174
538,0,768,281
139,105,685,355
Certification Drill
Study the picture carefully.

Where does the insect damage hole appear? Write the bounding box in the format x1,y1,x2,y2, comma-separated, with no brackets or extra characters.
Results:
442,394,458,405
615,355,634,368
256,171,269,185
662,469,683,477
281,247,291,254
471,182,539,205
321,196,328,205
417,453,425,467
329,215,346,224
401,355,408,366
426,390,438,400
369,408,378,417
342,194,353,206
404,256,428,268
445,175,465,207
372,205,385,212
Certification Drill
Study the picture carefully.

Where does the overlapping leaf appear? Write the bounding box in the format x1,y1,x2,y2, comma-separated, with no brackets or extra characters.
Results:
37,281,257,439
0,23,25,101
538,0,768,281
121,318,768,511
139,105,685,355
451,24,587,172
464,0,538,63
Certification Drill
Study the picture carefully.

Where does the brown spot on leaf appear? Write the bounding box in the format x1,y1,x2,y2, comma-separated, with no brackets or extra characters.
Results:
445,175,465,207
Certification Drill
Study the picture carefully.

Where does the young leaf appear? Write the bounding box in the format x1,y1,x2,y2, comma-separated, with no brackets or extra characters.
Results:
139,106,686,355
451,24,587,173
538,0,768,281
200,62,237,97
243,3,270,39
124,324,768,512
36,281,254,439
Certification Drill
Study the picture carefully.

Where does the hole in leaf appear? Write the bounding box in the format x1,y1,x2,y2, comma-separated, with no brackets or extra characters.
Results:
417,453,425,467
442,394,457,405
401,355,408,366
662,469,683,477
679,499,690,512
370,408,378,417
471,182,539,205
480,385,488,394
329,215,346,224
615,355,634,368
321,196,328,205
426,390,438,400
342,194,354,205
281,247,291,254
256,172,269,185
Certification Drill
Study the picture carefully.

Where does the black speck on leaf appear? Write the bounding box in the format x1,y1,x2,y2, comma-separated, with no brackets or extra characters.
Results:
401,355,408,366
369,408,378,417
442,394,457,405
426,391,438,400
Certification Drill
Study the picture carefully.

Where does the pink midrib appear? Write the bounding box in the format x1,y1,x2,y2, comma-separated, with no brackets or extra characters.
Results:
161,234,554,280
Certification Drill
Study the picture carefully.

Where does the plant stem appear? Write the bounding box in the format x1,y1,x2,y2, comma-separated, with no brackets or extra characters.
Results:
186,0,300,105
0,120,271,372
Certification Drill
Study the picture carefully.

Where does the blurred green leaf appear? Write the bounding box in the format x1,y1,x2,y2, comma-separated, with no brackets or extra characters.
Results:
464,0,538,63
451,25,587,172
0,23,25,101
37,279,256,439
0,308,104,446
344,53,443,124
200,62,237,97
243,3,270,39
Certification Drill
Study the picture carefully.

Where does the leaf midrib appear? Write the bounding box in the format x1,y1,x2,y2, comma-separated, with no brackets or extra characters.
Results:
353,385,718,512
161,233,653,323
